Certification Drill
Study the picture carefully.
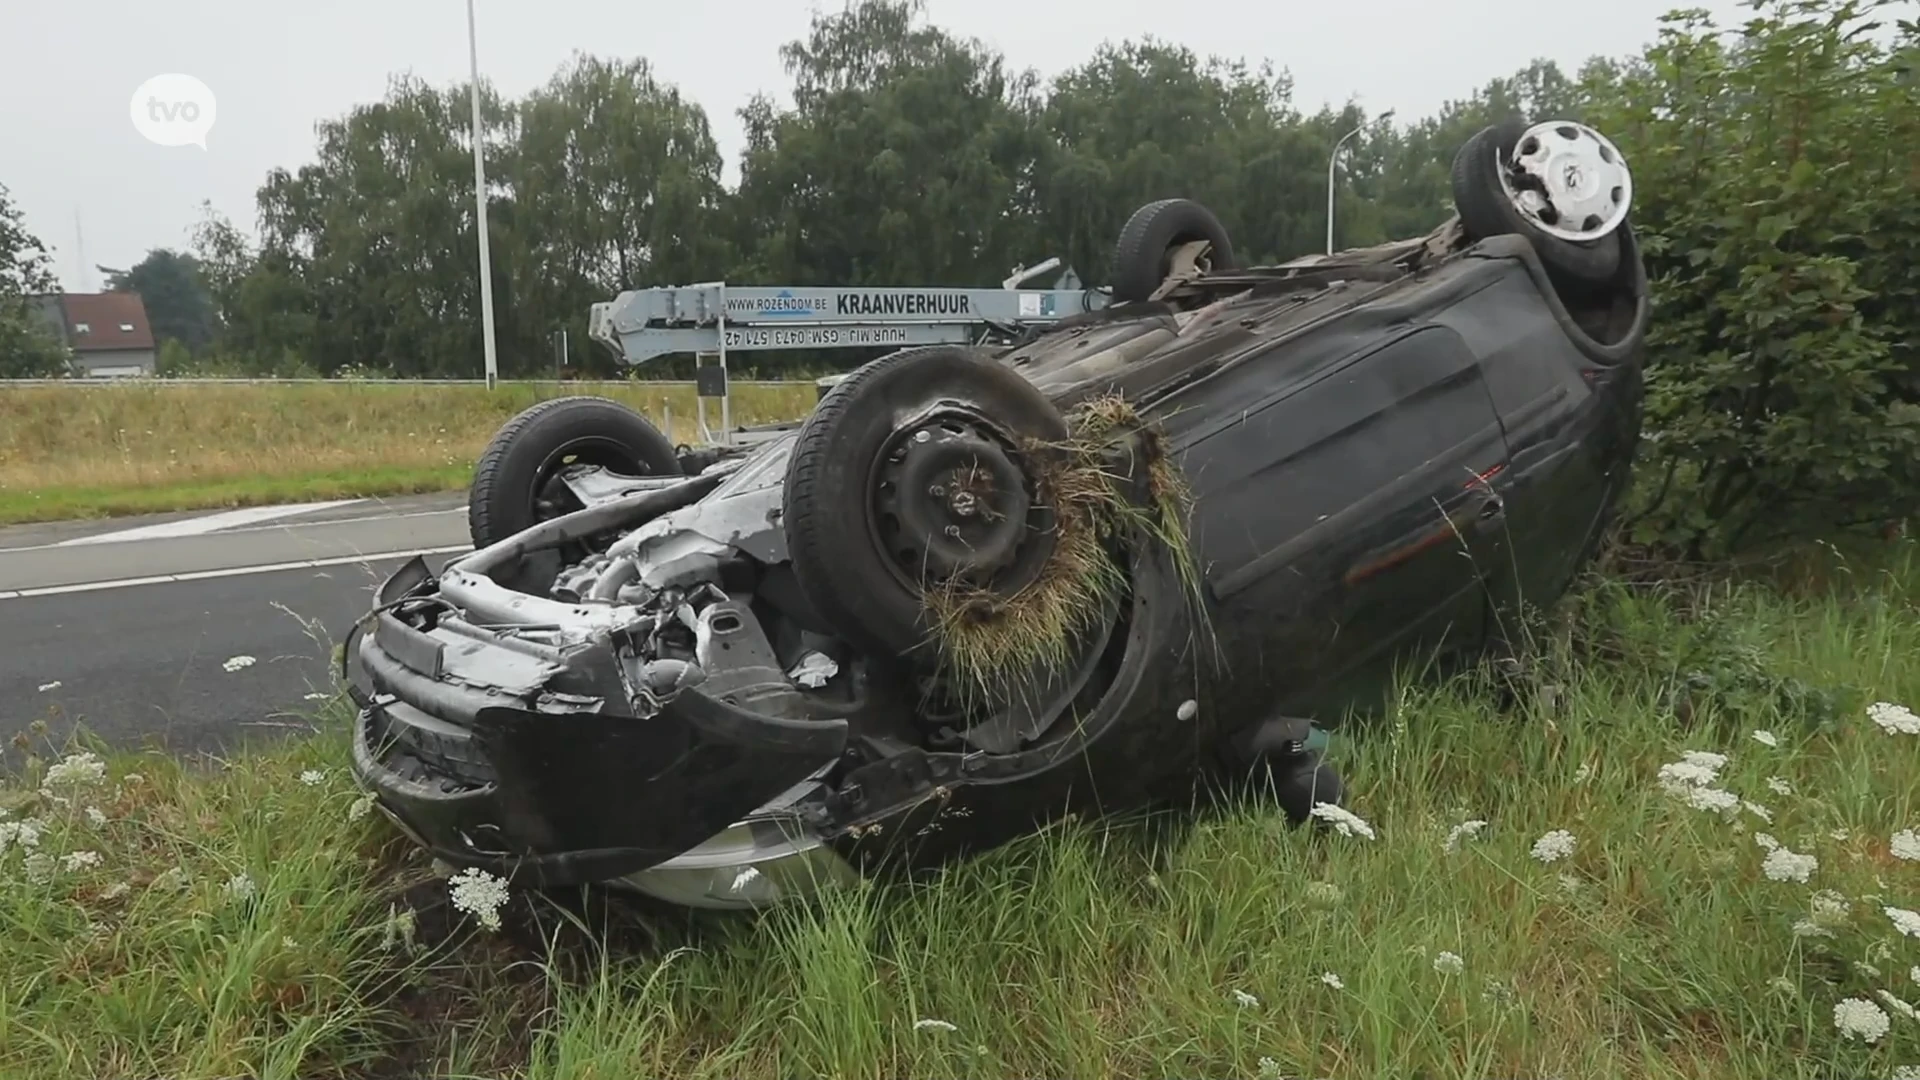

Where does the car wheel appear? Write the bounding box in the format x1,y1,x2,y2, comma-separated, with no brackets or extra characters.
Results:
1110,198,1237,304
1450,118,1629,287
467,396,683,587
782,345,1070,660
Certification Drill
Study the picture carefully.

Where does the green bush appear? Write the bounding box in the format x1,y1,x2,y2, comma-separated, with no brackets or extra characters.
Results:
1584,0,1920,558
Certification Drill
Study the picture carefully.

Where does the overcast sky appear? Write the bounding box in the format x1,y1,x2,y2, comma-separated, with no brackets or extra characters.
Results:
0,0,1758,292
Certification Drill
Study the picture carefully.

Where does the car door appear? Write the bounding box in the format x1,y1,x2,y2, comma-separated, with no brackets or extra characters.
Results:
1173,322,1512,723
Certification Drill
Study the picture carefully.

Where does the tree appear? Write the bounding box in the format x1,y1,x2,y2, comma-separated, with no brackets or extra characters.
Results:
98,248,217,354
0,181,69,378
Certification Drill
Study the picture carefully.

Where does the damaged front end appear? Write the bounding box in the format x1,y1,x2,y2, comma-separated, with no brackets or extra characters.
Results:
344,389,1201,910
345,444,866,907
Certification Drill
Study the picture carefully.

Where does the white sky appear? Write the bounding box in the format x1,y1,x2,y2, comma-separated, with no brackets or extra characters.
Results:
0,0,1759,291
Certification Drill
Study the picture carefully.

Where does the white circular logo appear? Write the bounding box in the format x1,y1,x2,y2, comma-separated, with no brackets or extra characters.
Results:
130,74,217,149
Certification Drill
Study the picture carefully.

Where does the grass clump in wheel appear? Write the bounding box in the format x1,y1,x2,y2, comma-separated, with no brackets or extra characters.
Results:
918,393,1213,718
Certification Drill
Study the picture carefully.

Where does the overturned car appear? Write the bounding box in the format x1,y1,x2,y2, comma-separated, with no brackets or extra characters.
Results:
343,120,1648,909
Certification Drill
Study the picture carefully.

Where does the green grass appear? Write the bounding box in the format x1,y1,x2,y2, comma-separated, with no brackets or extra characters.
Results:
6,545,1920,1078
0,381,818,525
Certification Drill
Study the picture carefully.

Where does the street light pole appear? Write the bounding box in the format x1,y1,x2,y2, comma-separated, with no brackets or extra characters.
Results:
466,0,498,389
1326,110,1392,255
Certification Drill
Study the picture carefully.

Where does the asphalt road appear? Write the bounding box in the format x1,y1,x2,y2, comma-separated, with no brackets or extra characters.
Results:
0,494,473,763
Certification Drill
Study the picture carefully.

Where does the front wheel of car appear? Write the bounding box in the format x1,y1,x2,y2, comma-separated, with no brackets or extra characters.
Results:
781,345,1071,662
1450,118,1628,288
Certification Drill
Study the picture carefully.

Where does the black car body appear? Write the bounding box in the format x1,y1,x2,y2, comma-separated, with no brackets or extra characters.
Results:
344,122,1649,909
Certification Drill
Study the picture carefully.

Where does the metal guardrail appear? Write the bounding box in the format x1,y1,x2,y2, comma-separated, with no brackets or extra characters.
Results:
0,377,820,387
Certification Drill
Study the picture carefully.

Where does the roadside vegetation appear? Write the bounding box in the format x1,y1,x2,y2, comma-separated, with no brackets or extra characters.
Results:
0,381,815,525
6,545,1920,1079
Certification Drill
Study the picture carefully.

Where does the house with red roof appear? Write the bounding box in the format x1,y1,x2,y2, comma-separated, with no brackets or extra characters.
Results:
27,291,159,377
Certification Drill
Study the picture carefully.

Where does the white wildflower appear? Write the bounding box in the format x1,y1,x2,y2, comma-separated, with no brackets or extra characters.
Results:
61,850,100,872
1572,762,1593,783
348,793,376,823
1792,919,1835,939
23,851,53,883
1531,829,1577,863
1751,729,1778,747
1309,802,1375,840
1658,761,1721,791
1677,785,1741,815
42,751,106,789
1833,828,1854,843
1886,906,1920,938
298,769,325,786
282,935,299,949
223,872,256,902
1230,988,1259,1008
1858,961,1884,979
101,881,130,900
448,867,510,931
1257,1058,1284,1080
1878,990,1919,1021
84,806,106,827
1444,819,1488,853
1682,750,1728,769
1433,951,1465,975
913,1018,957,1033
1741,801,1773,823
222,655,256,673
1762,846,1818,883
1558,872,1584,893
1892,829,1920,861
1767,975,1796,994
0,819,42,855
37,681,60,692
1893,1067,1920,1080
1834,997,1891,1043
1320,972,1344,990
1869,701,1920,735
150,866,189,892
1755,832,1780,851
1767,776,1793,796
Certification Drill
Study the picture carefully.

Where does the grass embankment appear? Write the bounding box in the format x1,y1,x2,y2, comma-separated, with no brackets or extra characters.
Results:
7,549,1920,1078
0,381,817,525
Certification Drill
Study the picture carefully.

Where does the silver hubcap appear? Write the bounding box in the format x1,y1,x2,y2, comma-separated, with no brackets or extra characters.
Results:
1497,121,1633,243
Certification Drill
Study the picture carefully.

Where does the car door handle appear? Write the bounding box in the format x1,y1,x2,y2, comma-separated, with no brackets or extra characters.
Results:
1473,493,1506,529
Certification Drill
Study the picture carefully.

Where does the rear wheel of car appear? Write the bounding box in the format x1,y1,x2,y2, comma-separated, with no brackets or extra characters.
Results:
1450,119,1627,288
1110,198,1237,304
467,396,682,588
781,345,1070,660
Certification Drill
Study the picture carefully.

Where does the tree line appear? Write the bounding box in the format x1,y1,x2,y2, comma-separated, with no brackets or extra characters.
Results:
1,0,1916,556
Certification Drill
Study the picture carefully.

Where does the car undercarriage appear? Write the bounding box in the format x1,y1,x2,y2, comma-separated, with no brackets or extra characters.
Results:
346,118,1650,909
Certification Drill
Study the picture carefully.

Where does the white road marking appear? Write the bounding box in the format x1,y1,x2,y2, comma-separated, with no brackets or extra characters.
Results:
0,506,464,555
0,545,471,600
53,499,368,547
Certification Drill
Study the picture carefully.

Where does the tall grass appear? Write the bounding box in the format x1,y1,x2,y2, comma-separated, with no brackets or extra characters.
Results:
6,546,1920,1078
0,382,817,524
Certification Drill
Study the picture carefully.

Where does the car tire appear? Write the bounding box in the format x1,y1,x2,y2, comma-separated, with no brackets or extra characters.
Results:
1110,198,1237,304
467,396,683,591
1450,119,1622,288
782,345,1071,660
